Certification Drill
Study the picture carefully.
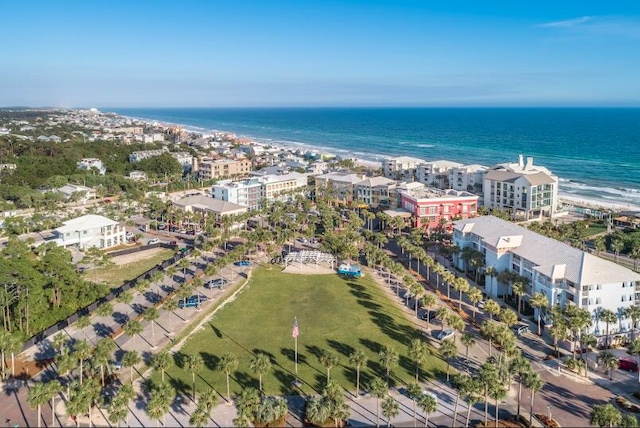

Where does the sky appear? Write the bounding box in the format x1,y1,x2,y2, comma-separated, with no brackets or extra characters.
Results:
2,0,640,107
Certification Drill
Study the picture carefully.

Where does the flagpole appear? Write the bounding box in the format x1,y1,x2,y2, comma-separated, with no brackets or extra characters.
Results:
294,335,298,379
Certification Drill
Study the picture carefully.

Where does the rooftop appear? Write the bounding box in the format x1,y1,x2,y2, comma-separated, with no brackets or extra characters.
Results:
56,214,118,234
454,215,640,285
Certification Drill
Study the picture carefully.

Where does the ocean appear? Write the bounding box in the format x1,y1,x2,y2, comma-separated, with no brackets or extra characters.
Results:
109,107,640,209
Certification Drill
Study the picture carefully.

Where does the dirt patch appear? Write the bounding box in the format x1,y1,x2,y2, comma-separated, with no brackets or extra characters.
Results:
282,264,336,275
110,247,166,266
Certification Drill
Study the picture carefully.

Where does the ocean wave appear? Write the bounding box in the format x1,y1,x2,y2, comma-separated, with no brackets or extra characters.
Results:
416,144,435,148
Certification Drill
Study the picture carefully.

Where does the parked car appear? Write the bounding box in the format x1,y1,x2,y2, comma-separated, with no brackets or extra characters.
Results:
436,329,454,341
206,278,229,289
234,260,251,267
310,238,319,244
169,240,178,247
619,357,639,372
186,230,196,235
147,238,160,245
178,229,187,234
157,223,166,230
420,310,436,321
169,226,179,232
112,360,122,371
511,323,530,336
178,295,207,308
125,231,134,239
297,237,308,243
477,300,486,309
422,390,438,405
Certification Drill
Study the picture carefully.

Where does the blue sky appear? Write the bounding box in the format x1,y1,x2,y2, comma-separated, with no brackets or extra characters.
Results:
2,0,639,107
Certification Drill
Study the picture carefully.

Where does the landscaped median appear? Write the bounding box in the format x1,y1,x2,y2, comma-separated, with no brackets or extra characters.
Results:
152,266,448,397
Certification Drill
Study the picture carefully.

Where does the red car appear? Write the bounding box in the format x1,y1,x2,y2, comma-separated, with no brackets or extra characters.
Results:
619,357,639,372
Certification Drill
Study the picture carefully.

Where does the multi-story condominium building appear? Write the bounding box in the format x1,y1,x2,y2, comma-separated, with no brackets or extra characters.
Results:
354,176,398,210
56,184,96,203
453,215,640,342
212,178,263,211
314,173,366,205
212,172,308,210
77,158,106,175
483,155,558,220
382,156,425,180
196,158,252,180
416,160,463,188
261,172,308,203
400,185,478,232
449,164,487,194
171,152,193,171
129,148,169,163
53,214,125,249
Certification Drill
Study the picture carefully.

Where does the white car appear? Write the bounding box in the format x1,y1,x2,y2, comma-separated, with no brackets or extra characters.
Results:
125,231,134,239
436,329,454,341
147,238,160,245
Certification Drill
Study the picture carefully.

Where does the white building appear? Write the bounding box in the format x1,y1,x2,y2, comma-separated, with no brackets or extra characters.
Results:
483,155,558,220
53,214,125,250
56,184,97,203
170,152,193,171
173,195,247,219
314,172,366,204
77,158,106,175
129,148,169,163
126,170,147,181
453,216,640,340
382,156,425,180
449,164,488,194
416,160,463,188
212,172,308,210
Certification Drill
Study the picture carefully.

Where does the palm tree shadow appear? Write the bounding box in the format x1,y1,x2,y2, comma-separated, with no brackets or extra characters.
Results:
327,339,355,358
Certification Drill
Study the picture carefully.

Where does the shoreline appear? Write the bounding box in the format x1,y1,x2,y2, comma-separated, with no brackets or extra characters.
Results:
115,111,640,214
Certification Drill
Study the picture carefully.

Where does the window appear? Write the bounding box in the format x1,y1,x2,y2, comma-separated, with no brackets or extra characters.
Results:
595,298,601,304
622,295,627,302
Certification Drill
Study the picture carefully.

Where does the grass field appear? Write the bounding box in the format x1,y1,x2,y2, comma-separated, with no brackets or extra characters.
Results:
84,248,175,287
157,266,447,397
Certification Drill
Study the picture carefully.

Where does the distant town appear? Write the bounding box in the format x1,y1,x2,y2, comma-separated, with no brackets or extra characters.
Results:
0,107,639,427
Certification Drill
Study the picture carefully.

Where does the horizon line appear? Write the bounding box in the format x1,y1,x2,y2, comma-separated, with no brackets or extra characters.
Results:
3,105,640,110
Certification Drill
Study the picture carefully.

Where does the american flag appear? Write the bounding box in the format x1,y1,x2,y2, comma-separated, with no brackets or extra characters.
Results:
292,317,299,339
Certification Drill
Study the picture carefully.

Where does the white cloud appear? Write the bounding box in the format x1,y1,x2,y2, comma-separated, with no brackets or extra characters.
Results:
538,16,592,28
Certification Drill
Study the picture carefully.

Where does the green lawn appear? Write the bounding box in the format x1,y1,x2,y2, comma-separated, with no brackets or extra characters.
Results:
158,266,447,397
84,248,175,287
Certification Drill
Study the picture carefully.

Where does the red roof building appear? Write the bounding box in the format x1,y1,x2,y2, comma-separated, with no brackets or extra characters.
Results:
400,187,479,232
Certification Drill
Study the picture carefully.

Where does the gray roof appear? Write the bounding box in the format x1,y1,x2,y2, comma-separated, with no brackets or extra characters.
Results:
485,169,556,186
174,195,247,214
454,215,640,285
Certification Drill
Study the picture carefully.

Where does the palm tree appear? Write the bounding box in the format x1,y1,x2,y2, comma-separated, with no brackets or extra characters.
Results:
147,382,175,427
599,309,618,349
27,381,49,428
123,319,143,348
449,314,466,342
512,282,525,315
235,387,261,423
626,305,640,339
467,287,482,320
598,350,619,380
450,374,469,428
489,381,508,428
378,345,399,383
565,306,592,359
417,390,437,428
453,277,470,310
92,337,116,386
484,266,498,297
381,396,399,427
319,350,340,384
189,407,209,428
406,382,422,428
151,351,172,382
440,338,458,382
461,332,476,364
73,340,92,385
408,339,428,382
436,306,450,331
527,292,547,336
76,315,91,342
249,353,272,392
590,403,623,427
509,355,531,417
368,377,388,427
478,363,499,425
499,308,518,328
142,307,160,347
122,350,141,384
185,353,204,402
463,377,482,428
348,349,368,399
524,372,545,426
44,379,62,427
420,293,436,328
217,352,239,403
484,300,500,321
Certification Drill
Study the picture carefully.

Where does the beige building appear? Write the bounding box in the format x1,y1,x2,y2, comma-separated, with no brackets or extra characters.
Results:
314,173,366,205
173,195,247,219
196,158,252,180
354,176,398,209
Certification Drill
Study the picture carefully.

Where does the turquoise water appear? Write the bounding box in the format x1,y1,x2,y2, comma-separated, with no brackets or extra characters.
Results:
109,107,640,207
